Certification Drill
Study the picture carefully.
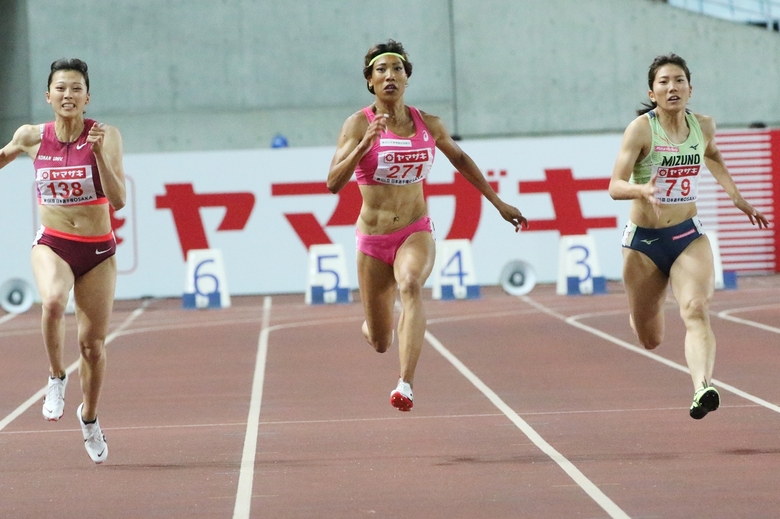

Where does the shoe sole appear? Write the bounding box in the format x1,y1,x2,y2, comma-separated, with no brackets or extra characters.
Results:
690,389,720,420
390,392,413,412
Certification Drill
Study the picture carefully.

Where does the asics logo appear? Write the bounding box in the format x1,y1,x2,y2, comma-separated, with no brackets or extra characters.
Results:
76,142,89,150
640,238,659,245
95,248,111,255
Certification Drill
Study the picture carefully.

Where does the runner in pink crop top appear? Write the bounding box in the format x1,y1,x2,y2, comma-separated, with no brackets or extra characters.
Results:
328,40,528,415
34,118,108,205
354,106,435,186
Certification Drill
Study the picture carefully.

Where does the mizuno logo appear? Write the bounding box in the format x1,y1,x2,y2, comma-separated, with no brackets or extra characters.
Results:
76,142,89,150
640,238,659,245
690,144,699,150
95,248,111,255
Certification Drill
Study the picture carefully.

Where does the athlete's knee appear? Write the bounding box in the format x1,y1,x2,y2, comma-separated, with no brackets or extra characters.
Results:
679,295,711,323
40,293,68,319
79,338,106,363
638,334,662,350
363,321,391,353
372,336,392,353
631,314,663,349
396,273,424,300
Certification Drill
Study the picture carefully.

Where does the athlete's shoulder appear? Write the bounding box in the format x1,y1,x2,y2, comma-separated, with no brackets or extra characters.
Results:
12,123,44,148
692,112,714,130
624,114,651,139
417,109,445,139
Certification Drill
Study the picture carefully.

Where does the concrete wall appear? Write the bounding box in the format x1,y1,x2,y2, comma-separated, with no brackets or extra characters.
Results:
454,0,780,137
1,0,778,153
0,0,31,142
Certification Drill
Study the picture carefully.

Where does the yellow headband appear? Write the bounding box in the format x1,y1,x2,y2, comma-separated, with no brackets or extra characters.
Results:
368,52,406,67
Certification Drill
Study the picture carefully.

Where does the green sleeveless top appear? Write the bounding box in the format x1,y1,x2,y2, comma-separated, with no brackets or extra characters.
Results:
631,109,704,204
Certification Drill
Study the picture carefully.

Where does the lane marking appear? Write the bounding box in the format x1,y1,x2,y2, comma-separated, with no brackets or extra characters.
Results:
233,296,272,519
717,304,780,334
521,296,780,415
0,313,18,325
424,330,631,519
3,403,763,437
0,302,150,432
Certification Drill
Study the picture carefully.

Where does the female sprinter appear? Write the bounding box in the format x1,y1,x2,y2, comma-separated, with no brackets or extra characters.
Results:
609,53,769,419
0,58,126,460
328,40,527,411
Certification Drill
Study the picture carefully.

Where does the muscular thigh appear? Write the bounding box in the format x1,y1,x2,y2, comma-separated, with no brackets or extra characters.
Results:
31,245,74,302
357,252,397,324
622,248,668,318
394,231,435,283
669,235,714,306
74,256,117,341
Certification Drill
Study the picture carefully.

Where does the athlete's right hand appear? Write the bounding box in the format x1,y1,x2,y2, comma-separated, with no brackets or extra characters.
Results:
643,173,663,219
361,113,388,150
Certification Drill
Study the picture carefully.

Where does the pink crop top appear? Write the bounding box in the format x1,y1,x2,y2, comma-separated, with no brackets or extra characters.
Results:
354,106,436,186
33,118,107,206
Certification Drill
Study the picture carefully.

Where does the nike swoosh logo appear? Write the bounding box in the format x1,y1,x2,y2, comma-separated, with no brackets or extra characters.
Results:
95,248,112,255
640,238,659,245
76,142,89,150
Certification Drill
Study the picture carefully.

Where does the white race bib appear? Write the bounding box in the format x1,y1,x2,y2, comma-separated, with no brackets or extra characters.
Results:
653,164,700,204
373,148,433,185
36,165,98,205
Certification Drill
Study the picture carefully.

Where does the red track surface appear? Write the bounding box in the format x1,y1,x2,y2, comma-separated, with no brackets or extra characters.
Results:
1,276,779,518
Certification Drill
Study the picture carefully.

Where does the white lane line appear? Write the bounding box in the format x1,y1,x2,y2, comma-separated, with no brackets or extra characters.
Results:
521,297,780,415
0,313,18,325
4,403,764,437
717,304,780,334
0,301,150,433
233,296,272,519
424,330,631,519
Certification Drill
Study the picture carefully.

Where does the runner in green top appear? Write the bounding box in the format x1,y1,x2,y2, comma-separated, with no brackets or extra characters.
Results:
608,53,769,419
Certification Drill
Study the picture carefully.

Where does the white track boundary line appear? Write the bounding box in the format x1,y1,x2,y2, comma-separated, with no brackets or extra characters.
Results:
0,301,150,433
521,296,780,415
233,296,272,519
0,313,18,325
717,304,780,334
424,330,631,519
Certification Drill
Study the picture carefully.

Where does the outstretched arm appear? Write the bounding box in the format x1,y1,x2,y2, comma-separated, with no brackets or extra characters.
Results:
699,115,769,228
423,112,527,232
0,124,41,169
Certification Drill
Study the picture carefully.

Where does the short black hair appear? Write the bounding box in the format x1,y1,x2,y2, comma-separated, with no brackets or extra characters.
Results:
363,40,413,94
48,58,90,92
637,53,691,115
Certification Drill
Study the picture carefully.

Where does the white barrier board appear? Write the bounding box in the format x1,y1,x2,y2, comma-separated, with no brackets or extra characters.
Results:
556,234,606,295
432,239,480,300
183,249,231,309
306,244,352,304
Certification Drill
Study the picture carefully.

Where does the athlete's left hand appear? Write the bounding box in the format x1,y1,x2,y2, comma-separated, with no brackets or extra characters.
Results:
87,122,105,153
497,201,529,232
734,198,770,229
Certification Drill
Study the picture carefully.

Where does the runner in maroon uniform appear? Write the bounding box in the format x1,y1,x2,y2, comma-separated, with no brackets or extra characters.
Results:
328,40,527,411
0,58,126,462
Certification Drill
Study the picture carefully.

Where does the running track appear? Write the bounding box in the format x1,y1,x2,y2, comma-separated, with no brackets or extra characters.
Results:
1,276,778,518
